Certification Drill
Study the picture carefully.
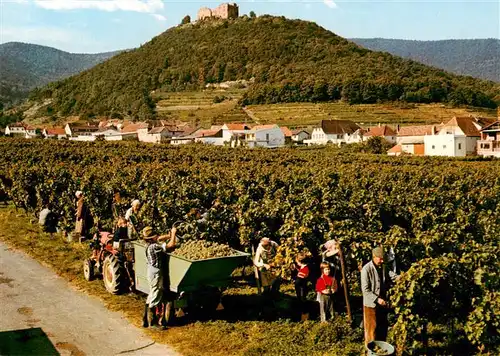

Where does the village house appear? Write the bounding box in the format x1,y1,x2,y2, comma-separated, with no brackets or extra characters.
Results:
121,122,149,141
424,117,486,157
42,127,66,139
364,125,397,144
221,123,251,146
291,129,310,144
304,120,363,146
477,120,500,158
244,124,285,148
394,125,439,155
194,128,224,145
65,123,100,137
5,122,40,138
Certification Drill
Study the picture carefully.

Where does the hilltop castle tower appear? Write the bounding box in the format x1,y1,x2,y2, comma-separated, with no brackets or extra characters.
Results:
197,3,239,21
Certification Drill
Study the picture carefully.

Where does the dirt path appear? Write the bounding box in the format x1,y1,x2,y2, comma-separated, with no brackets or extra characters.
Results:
0,241,179,356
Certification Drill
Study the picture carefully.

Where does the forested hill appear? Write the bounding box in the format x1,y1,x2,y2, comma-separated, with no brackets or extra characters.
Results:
30,16,500,120
0,42,122,107
351,38,500,83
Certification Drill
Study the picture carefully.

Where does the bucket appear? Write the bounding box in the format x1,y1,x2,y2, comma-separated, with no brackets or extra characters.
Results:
366,341,395,356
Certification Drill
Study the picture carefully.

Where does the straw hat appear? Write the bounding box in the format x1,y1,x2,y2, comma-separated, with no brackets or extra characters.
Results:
142,226,157,240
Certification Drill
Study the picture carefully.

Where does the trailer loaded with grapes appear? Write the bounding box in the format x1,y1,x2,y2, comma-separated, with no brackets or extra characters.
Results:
135,239,249,322
83,229,250,322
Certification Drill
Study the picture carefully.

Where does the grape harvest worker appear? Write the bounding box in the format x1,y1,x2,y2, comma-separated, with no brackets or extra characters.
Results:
113,217,128,249
142,226,177,328
254,237,280,296
125,199,141,239
316,262,338,322
295,253,310,320
75,191,92,239
39,203,58,238
361,246,399,344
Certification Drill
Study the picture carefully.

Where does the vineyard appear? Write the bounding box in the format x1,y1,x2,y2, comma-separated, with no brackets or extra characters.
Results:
0,138,499,354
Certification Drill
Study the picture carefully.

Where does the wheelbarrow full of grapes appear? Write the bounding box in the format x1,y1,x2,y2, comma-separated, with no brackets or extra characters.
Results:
132,220,250,325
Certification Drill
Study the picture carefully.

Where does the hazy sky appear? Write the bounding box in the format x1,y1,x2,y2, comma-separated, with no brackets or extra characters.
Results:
1,0,499,53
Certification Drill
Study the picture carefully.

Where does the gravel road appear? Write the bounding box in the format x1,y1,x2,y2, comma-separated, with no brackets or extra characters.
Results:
0,241,179,356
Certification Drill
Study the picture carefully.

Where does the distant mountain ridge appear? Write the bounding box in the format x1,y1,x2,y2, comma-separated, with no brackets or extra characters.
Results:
350,38,500,82
0,42,123,107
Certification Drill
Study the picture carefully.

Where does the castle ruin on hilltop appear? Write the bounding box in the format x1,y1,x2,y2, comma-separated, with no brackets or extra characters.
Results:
197,3,239,21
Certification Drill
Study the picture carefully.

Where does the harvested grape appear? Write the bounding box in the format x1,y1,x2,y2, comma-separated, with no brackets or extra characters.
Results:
173,240,238,260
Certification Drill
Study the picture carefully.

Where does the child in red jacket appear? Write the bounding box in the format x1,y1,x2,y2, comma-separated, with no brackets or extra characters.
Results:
316,262,338,322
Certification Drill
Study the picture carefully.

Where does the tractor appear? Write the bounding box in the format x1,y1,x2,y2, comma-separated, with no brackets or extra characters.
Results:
83,231,135,294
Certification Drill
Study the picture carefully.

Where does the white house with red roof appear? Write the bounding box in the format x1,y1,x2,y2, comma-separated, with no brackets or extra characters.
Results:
221,123,251,144
395,124,440,155
304,120,363,146
424,116,489,157
42,127,66,139
364,125,397,144
5,122,40,138
291,129,310,143
477,120,500,157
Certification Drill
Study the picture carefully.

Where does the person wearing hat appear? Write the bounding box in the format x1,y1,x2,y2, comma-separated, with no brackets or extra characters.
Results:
142,226,177,328
125,199,141,239
254,237,280,297
361,246,399,345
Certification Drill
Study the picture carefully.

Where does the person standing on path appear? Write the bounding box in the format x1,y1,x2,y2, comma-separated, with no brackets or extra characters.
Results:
125,199,141,239
361,246,399,344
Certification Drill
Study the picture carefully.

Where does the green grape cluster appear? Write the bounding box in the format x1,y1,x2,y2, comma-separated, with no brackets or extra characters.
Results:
173,240,237,260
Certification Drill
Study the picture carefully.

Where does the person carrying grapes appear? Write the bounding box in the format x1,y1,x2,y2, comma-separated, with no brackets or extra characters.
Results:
361,246,399,344
254,237,280,297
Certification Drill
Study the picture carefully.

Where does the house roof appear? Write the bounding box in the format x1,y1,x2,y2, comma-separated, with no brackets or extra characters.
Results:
474,116,497,128
45,128,66,135
397,125,439,137
252,124,278,131
280,127,293,137
321,120,360,135
194,129,221,138
387,144,402,154
224,123,250,130
445,117,481,137
121,122,149,133
291,129,309,135
9,122,26,128
365,125,397,137
8,122,36,130
149,127,170,134
481,120,500,132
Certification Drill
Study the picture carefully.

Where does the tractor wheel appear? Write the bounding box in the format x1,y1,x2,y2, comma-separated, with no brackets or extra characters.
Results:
83,259,95,281
103,255,123,294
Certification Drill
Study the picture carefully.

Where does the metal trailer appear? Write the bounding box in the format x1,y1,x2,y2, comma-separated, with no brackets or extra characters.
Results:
132,240,250,320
